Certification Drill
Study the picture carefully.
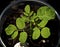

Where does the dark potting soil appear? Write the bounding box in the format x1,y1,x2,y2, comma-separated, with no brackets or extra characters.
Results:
1,1,60,47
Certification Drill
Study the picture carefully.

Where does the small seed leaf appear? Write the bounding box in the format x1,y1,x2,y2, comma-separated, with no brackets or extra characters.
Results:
19,32,27,44
32,27,40,40
41,27,51,38
5,24,17,35
37,6,55,20
16,18,25,29
11,30,18,39
38,19,48,28
25,5,30,14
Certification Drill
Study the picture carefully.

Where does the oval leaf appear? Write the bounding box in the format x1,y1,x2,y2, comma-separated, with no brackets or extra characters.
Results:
38,19,48,28
41,27,51,38
37,6,55,20
25,5,30,14
11,30,18,39
19,32,27,44
5,24,17,35
32,27,40,40
16,18,25,29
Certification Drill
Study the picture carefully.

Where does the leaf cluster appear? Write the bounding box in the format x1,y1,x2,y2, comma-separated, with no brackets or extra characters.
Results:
5,5,55,44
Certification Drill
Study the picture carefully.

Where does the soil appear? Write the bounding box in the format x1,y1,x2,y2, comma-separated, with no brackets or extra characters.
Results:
1,1,60,47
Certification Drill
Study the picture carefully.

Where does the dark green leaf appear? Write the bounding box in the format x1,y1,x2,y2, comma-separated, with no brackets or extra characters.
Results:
25,5,30,14
16,18,25,29
5,24,17,35
37,6,55,20
19,32,27,44
11,30,18,39
41,27,51,38
32,27,40,40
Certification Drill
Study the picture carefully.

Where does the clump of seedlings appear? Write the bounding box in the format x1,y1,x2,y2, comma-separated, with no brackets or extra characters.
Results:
5,5,55,46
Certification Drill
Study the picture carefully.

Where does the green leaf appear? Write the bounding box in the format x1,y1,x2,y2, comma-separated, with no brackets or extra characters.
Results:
16,18,25,29
41,27,51,38
19,32,27,44
35,17,39,21
21,16,27,22
32,27,40,40
38,19,48,28
5,24,17,35
37,6,55,20
21,16,29,22
11,30,18,39
24,12,28,16
29,11,34,16
30,13,37,22
25,5,30,14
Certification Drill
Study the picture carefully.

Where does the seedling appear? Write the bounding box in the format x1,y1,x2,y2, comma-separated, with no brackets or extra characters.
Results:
5,5,55,45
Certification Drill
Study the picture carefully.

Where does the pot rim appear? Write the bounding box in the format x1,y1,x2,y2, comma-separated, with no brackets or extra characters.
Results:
0,0,60,47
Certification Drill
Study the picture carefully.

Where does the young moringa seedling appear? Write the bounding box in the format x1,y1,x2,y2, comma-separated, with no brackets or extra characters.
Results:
5,5,55,44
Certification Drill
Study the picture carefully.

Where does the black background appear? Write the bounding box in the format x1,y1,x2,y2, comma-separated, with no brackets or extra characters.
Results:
0,0,60,47
0,0,60,14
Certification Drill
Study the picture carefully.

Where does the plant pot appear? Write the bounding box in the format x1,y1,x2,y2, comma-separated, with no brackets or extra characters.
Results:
0,0,60,47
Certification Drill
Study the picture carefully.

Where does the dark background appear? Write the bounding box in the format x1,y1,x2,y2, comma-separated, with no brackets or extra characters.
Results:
0,0,60,47
0,0,60,14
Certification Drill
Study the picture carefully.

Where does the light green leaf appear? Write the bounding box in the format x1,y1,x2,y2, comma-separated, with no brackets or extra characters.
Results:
25,5,30,14
38,19,48,28
21,16,29,22
41,27,51,38
5,24,17,35
35,17,39,21
16,18,25,29
23,12,28,16
32,27,40,40
37,6,55,20
11,30,18,39
29,11,34,16
19,32,27,44
30,13,37,22
21,16,27,22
